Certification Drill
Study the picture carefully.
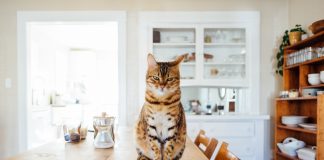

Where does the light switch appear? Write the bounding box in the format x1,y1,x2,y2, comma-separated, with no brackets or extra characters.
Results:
5,78,12,89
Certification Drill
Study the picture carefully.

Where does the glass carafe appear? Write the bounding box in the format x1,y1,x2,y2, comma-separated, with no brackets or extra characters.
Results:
93,113,115,148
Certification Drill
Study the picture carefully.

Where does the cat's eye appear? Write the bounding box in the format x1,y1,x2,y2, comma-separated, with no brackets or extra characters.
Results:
153,76,159,80
167,78,173,81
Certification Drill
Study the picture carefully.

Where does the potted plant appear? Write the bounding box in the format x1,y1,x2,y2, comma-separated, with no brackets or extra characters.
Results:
276,30,290,76
289,24,306,45
276,25,307,76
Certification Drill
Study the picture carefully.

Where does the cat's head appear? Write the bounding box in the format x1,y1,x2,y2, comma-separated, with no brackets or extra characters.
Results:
146,54,186,97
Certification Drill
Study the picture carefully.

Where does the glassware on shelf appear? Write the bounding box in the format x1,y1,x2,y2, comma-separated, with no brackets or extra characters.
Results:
228,54,245,63
316,47,324,57
210,68,219,77
215,30,222,43
231,31,243,43
287,47,319,66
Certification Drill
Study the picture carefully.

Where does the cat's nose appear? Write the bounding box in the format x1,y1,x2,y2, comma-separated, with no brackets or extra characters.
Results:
160,85,165,91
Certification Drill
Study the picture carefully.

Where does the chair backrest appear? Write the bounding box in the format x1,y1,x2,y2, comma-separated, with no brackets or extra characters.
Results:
194,130,218,159
215,142,240,160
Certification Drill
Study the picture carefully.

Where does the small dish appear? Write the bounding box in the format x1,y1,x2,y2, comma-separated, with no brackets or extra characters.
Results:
298,123,317,130
282,116,308,127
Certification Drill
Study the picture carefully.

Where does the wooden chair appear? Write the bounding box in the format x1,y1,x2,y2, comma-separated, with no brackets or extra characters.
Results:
194,130,218,159
215,142,240,160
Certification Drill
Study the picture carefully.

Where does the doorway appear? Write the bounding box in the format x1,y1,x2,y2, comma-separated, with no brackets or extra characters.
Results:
17,11,126,151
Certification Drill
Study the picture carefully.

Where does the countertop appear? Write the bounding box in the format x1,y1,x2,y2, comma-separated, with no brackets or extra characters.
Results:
186,113,270,120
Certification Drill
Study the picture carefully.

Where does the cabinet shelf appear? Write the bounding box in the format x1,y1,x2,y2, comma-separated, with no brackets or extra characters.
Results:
301,84,324,89
277,125,317,134
153,43,195,47
204,43,245,46
275,96,317,101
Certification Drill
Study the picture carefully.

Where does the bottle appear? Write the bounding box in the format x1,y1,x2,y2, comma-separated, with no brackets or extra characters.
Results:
206,105,212,115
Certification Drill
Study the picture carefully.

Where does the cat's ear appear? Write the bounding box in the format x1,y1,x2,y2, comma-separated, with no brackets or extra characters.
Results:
147,53,157,68
172,53,188,66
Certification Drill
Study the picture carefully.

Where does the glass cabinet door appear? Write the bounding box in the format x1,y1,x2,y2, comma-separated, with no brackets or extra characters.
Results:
152,28,196,80
203,28,246,80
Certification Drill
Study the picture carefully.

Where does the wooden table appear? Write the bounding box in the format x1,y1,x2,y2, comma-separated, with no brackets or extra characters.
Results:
7,127,208,160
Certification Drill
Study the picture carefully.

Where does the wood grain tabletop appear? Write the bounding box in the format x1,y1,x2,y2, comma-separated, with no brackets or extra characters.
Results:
6,127,208,160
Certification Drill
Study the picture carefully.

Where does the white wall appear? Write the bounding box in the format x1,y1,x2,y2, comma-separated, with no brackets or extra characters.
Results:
1,0,322,158
288,0,324,29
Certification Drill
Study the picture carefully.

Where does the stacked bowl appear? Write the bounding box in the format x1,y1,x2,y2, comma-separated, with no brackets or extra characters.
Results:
308,73,321,85
282,116,308,127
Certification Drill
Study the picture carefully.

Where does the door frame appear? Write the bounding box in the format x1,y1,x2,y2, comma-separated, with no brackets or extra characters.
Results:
17,11,127,152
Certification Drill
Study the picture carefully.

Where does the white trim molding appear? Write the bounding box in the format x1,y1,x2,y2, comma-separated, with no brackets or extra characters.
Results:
17,11,127,152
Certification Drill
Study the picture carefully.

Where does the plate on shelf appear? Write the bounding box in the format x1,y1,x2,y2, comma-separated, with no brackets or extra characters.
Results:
298,123,317,130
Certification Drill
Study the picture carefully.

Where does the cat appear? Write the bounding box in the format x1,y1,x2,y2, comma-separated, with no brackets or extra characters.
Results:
135,54,187,160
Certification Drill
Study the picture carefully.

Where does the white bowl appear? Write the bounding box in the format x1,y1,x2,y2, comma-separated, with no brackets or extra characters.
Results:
308,77,321,85
308,73,319,78
282,116,308,127
320,71,324,83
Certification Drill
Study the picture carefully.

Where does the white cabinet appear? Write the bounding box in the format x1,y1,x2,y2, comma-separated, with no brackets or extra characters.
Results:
149,26,250,87
139,12,260,114
140,12,260,87
186,115,270,160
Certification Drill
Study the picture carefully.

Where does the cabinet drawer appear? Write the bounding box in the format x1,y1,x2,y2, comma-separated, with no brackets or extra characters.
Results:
202,122,255,137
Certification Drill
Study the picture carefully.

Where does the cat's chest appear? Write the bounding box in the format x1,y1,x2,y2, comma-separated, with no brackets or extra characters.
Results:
150,112,171,125
148,112,174,138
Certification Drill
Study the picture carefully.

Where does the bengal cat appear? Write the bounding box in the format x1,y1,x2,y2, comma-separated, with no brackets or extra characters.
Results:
135,54,187,160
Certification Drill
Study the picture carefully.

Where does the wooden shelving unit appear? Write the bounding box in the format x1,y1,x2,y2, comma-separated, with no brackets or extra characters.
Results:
274,31,324,160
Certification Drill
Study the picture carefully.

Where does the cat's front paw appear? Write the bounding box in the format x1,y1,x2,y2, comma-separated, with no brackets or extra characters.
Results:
137,155,151,160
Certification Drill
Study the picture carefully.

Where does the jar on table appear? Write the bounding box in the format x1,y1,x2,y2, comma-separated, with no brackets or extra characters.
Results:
63,120,81,142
